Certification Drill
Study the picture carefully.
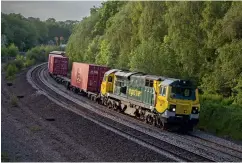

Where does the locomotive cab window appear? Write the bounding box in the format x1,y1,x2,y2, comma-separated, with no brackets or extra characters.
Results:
160,86,167,96
108,76,112,82
145,79,154,87
150,80,154,87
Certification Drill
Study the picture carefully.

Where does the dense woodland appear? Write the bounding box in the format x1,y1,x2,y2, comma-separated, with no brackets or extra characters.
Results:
1,13,78,51
67,1,242,106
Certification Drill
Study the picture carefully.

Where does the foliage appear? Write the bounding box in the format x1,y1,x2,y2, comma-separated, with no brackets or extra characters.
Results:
199,100,242,140
1,46,8,59
4,45,59,80
6,64,18,80
1,43,19,63
26,45,60,63
233,77,242,106
1,13,78,51
24,58,36,68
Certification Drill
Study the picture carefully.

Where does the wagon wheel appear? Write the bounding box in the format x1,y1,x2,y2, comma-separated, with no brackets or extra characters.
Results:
146,115,154,125
93,95,97,103
120,104,126,113
75,88,79,94
149,115,154,125
90,95,94,101
96,97,101,104
103,97,108,106
66,83,70,90
154,116,162,128
139,110,146,121
91,95,96,101
117,106,122,112
107,101,112,109
161,122,168,131
113,102,118,111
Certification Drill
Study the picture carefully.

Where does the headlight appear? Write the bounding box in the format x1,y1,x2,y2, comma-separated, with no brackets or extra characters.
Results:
169,104,176,112
192,107,199,114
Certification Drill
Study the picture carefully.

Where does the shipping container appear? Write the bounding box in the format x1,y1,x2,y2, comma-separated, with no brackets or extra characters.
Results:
48,55,68,76
48,54,55,71
71,62,110,93
49,51,66,56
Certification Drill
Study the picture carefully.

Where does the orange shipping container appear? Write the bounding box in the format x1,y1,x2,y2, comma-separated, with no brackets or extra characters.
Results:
71,62,110,93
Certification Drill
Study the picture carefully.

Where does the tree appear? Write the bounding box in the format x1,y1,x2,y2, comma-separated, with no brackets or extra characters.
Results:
8,43,19,57
1,13,75,51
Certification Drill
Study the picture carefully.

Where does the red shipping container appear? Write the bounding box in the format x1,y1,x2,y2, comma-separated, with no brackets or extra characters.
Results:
48,55,69,76
71,62,110,93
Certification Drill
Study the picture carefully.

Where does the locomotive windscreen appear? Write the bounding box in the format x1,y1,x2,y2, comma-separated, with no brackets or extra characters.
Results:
170,86,196,101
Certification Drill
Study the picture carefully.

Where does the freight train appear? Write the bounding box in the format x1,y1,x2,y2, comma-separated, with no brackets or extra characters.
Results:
48,51,200,131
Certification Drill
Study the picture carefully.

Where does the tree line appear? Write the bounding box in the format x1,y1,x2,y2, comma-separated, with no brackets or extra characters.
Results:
1,13,78,51
66,1,242,105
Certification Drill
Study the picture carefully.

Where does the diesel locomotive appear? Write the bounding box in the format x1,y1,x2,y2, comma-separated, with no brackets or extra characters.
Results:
100,70,200,131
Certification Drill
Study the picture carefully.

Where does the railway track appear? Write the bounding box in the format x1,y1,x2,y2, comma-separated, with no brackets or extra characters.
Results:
27,63,242,162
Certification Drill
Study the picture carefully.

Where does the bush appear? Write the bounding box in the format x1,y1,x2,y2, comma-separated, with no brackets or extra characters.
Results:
13,60,24,70
198,96,242,140
24,58,35,67
200,93,223,103
4,59,24,73
8,43,19,57
26,47,46,62
1,46,8,58
26,45,60,63
6,64,18,80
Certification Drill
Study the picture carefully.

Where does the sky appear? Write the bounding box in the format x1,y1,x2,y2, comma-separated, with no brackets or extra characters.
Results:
1,1,103,21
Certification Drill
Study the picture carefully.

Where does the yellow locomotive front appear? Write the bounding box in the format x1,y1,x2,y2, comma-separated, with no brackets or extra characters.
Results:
155,79,200,131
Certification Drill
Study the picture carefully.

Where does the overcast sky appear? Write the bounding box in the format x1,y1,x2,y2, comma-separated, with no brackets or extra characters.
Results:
1,1,103,21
